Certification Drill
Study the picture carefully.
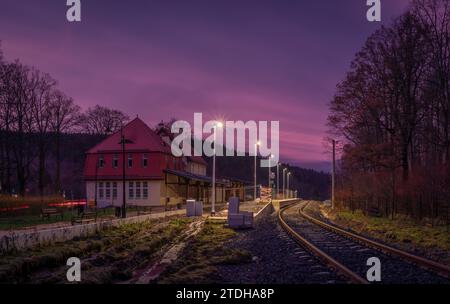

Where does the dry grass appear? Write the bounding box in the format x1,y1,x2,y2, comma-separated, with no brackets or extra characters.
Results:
323,205,450,265
157,220,252,284
0,217,192,283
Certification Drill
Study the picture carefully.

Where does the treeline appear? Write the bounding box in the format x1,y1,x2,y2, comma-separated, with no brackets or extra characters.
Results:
328,0,450,221
0,46,129,197
208,155,331,201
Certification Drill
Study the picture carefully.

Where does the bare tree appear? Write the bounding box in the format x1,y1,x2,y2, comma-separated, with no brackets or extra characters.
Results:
3,61,37,196
327,11,444,219
0,42,9,193
49,91,81,194
80,105,129,135
29,69,57,197
413,0,450,163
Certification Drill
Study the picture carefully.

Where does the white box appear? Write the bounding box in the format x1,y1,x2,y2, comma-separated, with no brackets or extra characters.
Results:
186,200,196,217
242,211,254,227
194,201,203,216
228,197,240,214
228,212,254,229
228,213,245,228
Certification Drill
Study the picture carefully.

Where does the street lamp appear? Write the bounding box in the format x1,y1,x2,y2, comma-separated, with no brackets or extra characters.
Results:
268,154,274,199
212,121,223,215
282,168,287,199
119,128,134,218
254,141,261,201
276,162,280,199
287,172,292,198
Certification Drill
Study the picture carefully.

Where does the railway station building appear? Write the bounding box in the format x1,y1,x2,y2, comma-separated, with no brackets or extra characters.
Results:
83,118,247,209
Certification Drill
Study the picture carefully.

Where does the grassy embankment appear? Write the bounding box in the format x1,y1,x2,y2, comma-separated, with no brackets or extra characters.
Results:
0,217,192,283
322,205,450,264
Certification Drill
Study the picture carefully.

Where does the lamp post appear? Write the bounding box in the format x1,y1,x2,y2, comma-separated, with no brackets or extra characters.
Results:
276,162,280,199
268,154,274,199
120,128,126,218
119,130,134,218
267,154,273,188
287,172,291,198
332,139,336,210
212,121,223,215
254,141,260,201
282,168,287,199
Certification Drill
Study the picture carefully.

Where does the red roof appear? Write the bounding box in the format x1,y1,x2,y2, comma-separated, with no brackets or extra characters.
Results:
87,117,171,154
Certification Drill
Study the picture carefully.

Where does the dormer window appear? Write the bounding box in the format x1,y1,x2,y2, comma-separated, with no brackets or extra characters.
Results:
98,155,105,168
128,153,133,168
142,153,148,168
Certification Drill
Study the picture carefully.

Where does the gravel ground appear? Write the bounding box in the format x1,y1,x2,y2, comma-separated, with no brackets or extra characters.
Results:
216,207,348,284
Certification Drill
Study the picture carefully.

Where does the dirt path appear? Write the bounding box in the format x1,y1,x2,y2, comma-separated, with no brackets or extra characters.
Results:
131,219,205,283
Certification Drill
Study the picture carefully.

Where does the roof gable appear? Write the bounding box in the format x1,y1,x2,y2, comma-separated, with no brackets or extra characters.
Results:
87,117,171,154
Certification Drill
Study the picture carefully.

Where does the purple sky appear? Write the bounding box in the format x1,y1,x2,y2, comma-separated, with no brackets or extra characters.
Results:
0,0,411,171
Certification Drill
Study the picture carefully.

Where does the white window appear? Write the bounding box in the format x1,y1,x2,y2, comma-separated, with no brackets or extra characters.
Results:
112,182,117,199
99,182,104,199
105,182,111,199
128,181,134,199
136,182,141,199
143,182,148,199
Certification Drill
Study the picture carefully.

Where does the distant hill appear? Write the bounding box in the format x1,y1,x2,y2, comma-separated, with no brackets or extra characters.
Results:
205,155,331,200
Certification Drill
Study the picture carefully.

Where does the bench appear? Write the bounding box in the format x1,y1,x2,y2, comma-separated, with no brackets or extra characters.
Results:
41,208,64,220
71,211,98,225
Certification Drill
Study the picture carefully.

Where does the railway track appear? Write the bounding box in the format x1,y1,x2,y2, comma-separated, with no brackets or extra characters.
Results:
278,201,450,284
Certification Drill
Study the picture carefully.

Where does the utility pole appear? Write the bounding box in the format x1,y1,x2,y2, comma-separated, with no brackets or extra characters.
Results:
332,139,336,210
254,144,257,201
212,122,223,215
276,162,279,200
268,155,274,200
94,160,98,209
254,142,260,201
287,172,291,198
121,128,126,218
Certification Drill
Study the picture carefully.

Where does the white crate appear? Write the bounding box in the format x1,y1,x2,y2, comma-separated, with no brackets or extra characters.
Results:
228,211,254,229
228,197,240,214
194,201,203,216
186,200,196,217
228,213,245,228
